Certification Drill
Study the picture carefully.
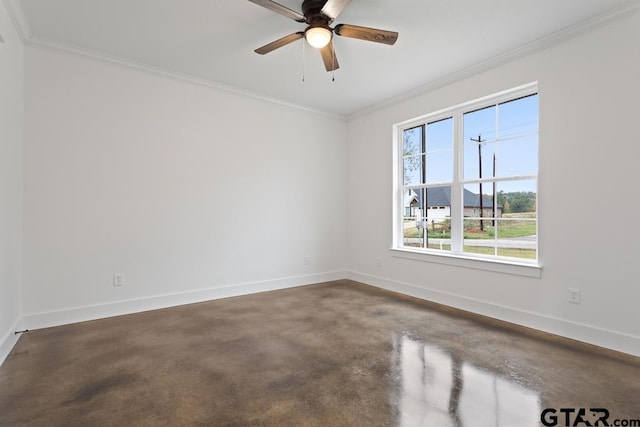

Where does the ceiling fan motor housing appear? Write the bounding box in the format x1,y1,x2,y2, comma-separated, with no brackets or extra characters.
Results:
302,0,333,23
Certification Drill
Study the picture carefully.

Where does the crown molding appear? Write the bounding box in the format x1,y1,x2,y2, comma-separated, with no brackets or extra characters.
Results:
2,0,31,42
25,36,346,121
6,0,639,121
347,0,640,121
2,0,343,120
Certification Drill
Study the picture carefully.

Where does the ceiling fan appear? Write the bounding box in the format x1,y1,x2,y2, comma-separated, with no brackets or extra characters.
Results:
248,0,399,72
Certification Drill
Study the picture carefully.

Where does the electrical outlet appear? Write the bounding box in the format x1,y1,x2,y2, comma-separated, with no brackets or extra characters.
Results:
304,256,310,266
376,257,382,268
568,288,580,304
113,274,124,287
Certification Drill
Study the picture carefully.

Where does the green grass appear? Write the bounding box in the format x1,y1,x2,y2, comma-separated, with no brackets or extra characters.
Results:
404,227,449,238
490,221,536,238
404,216,537,260
404,217,536,240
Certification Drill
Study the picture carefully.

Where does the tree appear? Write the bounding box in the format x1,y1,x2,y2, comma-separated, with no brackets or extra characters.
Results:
402,128,423,185
508,192,535,213
497,191,507,210
503,199,511,214
497,190,535,213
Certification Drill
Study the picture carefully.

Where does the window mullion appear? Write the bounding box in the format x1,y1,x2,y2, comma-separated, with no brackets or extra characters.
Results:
450,111,463,253
420,125,427,249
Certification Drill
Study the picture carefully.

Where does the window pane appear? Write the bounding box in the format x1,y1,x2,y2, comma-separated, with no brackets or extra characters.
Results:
463,138,496,180
426,117,453,152
403,184,424,248
496,179,537,215
403,189,421,218
463,105,496,144
425,186,452,252
425,117,453,183
425,186,453,215
424,218,451,251
403,216,421,248
462,183,496,255
402,186,453,252
498,94,538,138
463,142,479,179
403,126,424,156
404,217,429,248
426,151,453,183
403,155,424,186
463,183,496,221
496,136,537,177
496,218,537,260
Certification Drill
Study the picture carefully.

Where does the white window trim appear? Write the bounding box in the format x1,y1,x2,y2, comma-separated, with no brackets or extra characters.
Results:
392,82,541,277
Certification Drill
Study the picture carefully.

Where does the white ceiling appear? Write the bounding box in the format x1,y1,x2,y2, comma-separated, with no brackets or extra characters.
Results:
10,0,637,116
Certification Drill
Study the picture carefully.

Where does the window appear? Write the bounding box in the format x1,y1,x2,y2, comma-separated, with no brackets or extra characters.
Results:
394,83,539,267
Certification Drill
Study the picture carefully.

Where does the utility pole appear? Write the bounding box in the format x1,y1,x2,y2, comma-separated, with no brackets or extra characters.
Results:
470,134,485,231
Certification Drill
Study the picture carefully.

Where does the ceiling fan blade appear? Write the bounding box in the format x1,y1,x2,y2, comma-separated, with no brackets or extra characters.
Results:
319,40,339,72
255,32,304,55
248,0,305,22
320,0,352,20
334,24,398,45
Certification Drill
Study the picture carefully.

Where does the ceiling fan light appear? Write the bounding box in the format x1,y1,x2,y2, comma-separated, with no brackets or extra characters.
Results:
305,26,332,49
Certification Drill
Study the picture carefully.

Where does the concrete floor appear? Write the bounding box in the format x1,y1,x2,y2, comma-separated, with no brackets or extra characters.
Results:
0,280,638,426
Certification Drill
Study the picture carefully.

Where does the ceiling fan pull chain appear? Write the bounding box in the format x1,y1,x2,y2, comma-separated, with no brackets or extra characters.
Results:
302,39,306,82
332,47,335,82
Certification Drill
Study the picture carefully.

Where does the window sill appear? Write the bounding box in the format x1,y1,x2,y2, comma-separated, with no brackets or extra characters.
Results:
390,248,542,278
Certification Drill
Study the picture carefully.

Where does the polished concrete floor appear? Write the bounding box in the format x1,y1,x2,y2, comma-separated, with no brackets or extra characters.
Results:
0,280,638,426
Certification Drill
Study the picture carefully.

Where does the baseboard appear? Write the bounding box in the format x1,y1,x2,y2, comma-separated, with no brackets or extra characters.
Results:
347,271,640,358
0,317,24,367
23,270,348,331
16,269,639,358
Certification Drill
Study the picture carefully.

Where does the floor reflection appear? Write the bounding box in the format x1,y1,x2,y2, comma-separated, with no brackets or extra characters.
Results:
392,334,540,427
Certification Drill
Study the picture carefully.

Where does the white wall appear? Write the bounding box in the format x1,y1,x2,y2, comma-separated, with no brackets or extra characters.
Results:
10,4,639,360
0,1,24,361
22,46,347,326
347,11,640,356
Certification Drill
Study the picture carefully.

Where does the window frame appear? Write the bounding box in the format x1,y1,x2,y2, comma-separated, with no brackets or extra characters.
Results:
392,82,541,277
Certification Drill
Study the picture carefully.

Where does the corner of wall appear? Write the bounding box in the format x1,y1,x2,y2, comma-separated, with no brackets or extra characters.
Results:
0,317,24,367
2,0,32,42
0,0,25,368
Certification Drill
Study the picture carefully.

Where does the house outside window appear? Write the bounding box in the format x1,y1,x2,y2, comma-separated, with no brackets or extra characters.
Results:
394,83,538,266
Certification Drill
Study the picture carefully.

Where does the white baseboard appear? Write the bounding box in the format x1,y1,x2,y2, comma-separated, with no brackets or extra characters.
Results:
13,269,639,360
348,270,640,358
23,270,347,331
0,317,24,367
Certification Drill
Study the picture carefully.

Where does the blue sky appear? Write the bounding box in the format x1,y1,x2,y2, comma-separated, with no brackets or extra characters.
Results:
404,94,538,194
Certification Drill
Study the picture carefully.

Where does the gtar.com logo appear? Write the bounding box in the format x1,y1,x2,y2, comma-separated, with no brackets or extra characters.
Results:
541,408,640,427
